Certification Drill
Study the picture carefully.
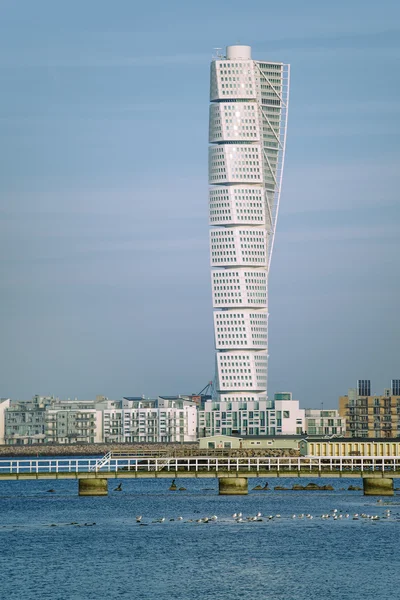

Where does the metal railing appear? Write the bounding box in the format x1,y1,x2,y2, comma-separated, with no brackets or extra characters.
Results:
90,451,112,472
1,455,400,475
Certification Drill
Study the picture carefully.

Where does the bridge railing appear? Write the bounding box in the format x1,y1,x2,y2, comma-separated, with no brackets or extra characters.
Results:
1,456,400,474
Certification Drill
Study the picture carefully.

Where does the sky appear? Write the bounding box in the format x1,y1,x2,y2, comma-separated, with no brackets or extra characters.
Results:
0,0,399,408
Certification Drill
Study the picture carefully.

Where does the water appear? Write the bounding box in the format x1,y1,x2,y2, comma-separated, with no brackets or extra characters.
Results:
1,476,400,600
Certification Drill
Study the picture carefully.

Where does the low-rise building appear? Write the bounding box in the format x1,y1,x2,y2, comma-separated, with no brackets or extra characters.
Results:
199,434,303,451
299,437,400,457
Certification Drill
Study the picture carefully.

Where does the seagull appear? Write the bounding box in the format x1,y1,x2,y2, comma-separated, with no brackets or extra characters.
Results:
136,516,142,523
211,515,218,521
232,513,237,519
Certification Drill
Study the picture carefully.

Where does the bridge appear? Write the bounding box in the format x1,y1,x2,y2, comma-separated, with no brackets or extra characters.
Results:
0,454,399,496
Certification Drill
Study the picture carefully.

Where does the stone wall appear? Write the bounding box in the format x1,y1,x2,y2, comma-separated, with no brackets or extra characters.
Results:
0,442,300,458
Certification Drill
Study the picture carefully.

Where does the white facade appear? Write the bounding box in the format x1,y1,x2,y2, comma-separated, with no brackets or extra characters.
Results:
209,45,289,400
45,404,103,444
0,399,10,445
198,395,304,438
2,396,197,445
102,398,197,444
305,409,346,437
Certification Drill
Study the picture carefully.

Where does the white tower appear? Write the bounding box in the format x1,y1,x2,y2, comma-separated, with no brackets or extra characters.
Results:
209,44,289,402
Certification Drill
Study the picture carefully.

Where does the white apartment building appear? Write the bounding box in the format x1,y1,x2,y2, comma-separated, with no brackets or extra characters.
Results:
45,401,103,444
305,409,346,437
2,395,197,445
198,392,304,437
0,399,10,445
102,397,197,444
208,45,289,402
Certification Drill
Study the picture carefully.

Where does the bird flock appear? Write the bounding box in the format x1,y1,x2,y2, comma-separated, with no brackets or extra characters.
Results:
134,508,395,525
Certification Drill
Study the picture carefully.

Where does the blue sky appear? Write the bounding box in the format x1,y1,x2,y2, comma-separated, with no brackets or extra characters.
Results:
0,0,399,407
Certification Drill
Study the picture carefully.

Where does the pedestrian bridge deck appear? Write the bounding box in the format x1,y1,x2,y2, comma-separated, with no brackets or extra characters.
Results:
1,455,400,480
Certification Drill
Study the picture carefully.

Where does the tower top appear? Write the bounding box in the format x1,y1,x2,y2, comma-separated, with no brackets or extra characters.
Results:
226,45,251,60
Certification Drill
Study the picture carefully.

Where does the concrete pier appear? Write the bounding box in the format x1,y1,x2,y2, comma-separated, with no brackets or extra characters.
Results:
219,477,248,495
79,478,108,496
363,477,394,496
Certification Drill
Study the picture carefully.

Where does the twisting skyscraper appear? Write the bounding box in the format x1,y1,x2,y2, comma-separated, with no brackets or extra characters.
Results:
209,45,289,402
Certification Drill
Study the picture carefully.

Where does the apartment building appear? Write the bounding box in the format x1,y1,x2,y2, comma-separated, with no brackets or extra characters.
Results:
45,401,103,444
102,396,197,443
198,392,305,437
339,380,400,438
2,395,197,444
4,395,53,444
0,399,11,444
305,409,345,436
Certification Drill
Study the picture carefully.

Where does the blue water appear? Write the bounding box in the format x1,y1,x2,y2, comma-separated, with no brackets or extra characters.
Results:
1,476,400,600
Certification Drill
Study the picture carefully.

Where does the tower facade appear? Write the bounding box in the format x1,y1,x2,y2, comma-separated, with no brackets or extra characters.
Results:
209,45,289,402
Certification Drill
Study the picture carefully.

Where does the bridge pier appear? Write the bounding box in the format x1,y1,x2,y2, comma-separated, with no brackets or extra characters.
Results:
363,477,394,496
79,478,108,497
218,477,248,495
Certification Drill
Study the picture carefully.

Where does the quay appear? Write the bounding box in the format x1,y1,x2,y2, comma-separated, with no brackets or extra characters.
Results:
0,454,399,496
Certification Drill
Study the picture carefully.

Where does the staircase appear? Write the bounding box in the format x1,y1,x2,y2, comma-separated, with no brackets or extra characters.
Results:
148,459,170,472
90,451,112,472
